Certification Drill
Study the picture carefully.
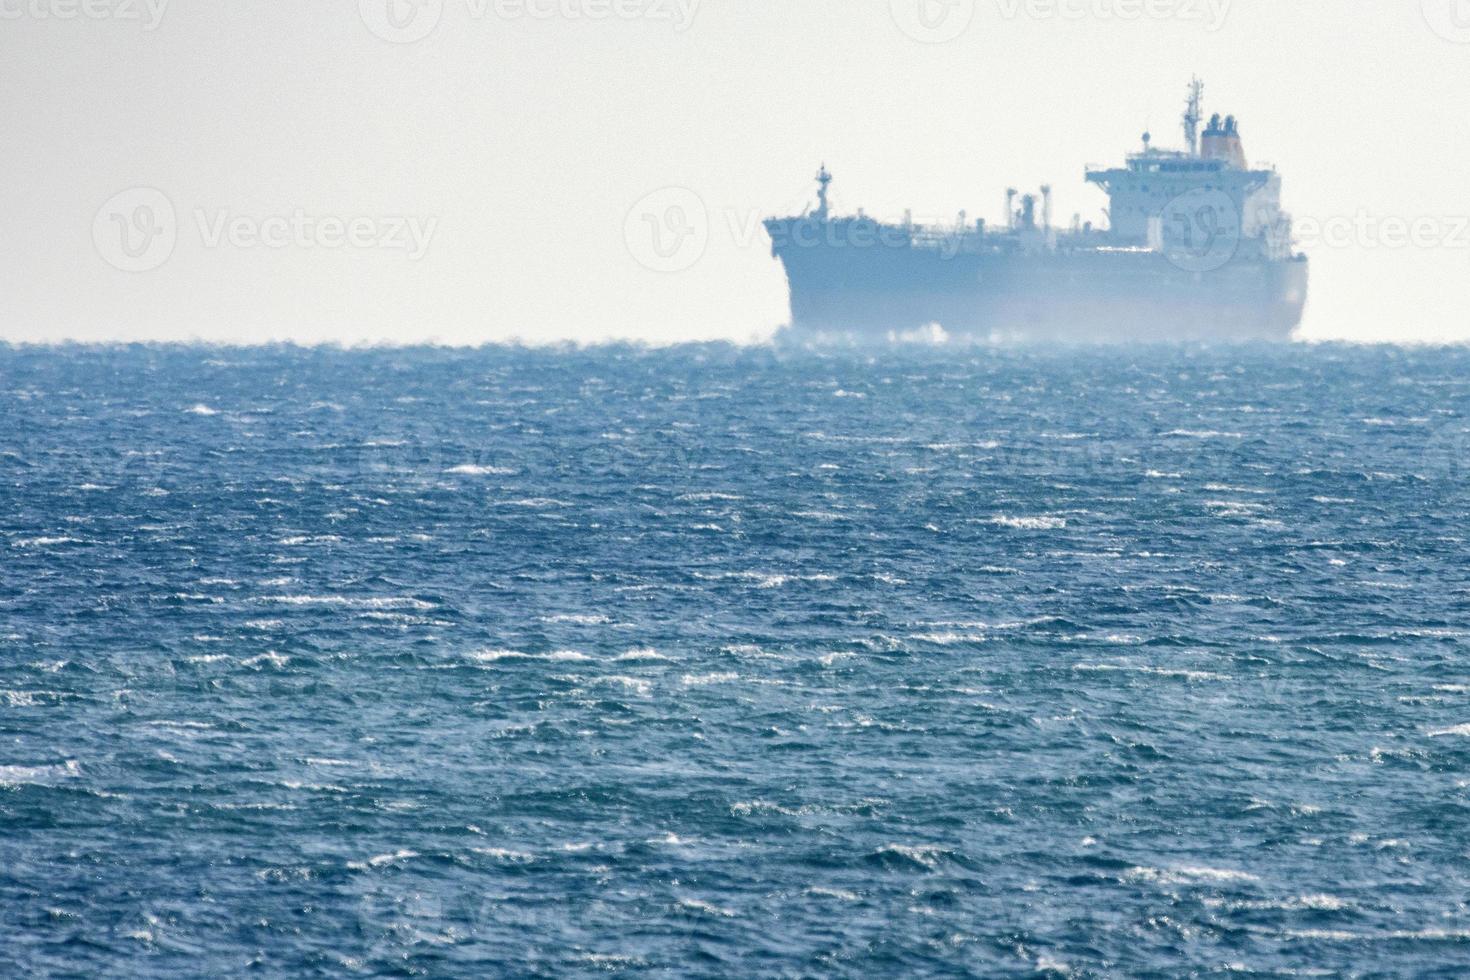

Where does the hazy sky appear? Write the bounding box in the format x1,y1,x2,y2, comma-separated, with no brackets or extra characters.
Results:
3,0,1468,344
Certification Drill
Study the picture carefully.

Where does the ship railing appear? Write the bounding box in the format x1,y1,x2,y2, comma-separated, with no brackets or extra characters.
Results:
906,228,1016,255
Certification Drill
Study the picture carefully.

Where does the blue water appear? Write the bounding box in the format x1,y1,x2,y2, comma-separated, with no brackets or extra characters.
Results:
4,342,1470,977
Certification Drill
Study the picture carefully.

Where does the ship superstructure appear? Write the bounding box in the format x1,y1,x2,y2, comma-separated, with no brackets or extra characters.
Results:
764,80,1308,342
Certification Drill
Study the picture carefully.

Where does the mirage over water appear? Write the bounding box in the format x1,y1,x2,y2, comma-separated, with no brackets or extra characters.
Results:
765,80,1309,343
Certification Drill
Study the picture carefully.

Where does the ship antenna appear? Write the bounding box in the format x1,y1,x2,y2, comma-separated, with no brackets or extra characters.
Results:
815,164,832,220
1183,76,1204,156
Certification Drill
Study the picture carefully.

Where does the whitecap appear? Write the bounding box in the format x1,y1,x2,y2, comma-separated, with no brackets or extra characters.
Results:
1162,429,1243,439
469,649,592,663
731,799,793,816
988,516,1067,530
1073,664,1228,682
677,897,737,917
1214,894,1351,912
1125,865,1259,885
471,847,536,862
257,595,436,611
349,849,418,870
280,780,348,794
617,647,670,662
910,631,982,645
681,672,738,687
576,954,644,967
0,760,80,785
1035,955,1073,975
598,675,653,696
446,464,515,476
874,843,949,869
469,649,529,662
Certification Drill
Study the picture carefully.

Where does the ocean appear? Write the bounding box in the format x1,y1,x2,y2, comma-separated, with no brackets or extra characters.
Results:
4,342,1470,976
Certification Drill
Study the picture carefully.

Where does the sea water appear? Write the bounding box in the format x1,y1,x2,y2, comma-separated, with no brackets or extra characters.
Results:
3,342,1470,975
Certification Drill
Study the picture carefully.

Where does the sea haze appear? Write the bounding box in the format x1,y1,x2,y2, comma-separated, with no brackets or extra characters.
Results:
3,342,1470,975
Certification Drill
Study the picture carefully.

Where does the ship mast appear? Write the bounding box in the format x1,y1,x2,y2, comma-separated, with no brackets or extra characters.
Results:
1183,77,1204,156
815,164,832,220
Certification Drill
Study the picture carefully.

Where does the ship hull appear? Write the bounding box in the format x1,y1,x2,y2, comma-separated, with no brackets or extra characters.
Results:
769,235,1308,343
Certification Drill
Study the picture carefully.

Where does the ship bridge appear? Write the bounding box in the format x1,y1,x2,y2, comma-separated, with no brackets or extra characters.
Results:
1085,80,1289,256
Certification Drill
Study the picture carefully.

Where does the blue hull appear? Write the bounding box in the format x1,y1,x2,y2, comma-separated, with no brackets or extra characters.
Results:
767,221,1309,343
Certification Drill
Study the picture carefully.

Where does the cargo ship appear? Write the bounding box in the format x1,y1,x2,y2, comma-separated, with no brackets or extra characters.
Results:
764,80,1308,342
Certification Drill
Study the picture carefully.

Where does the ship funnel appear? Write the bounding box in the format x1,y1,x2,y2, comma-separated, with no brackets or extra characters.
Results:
1201,113,1248,169
1041,185,1052,231
1006,188,1017,231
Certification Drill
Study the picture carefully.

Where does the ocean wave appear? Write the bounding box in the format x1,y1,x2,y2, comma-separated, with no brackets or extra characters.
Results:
680,672,738,687
348,849,418,870
470,649,592,663
11,536,81,548
1162,429,1244,439
446,464,516,475
0,760,80,785
676,897,737,917
867,843,958,871
988,516,1067,530
256,595,437,610
1125,865,1260,885
616,647,670,662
